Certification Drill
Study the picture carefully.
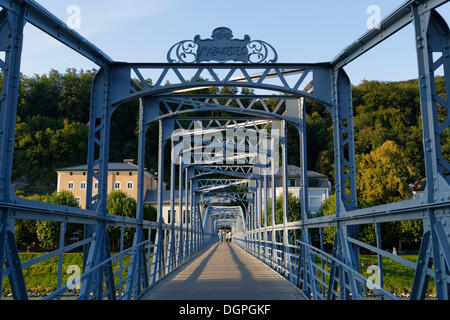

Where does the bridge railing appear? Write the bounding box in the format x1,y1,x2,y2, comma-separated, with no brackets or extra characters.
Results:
0,198,216,300
232,212,449,300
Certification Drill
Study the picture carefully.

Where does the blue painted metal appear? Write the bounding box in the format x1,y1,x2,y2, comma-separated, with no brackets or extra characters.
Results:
411,6,450,299
0,0,113,67
0,0,449,301
0,2,27,300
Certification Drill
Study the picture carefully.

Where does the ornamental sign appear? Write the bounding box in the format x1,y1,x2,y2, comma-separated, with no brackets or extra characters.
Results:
167,27,278,64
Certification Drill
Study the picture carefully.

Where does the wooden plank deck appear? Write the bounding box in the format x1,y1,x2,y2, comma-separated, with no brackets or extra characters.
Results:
140,242,306,300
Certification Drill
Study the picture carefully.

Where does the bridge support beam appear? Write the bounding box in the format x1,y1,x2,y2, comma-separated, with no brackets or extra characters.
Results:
177,162,184,266
123,97,160,299
270,128,278,270
167,139,177,273
0,3,27,300
280,120,294,281
288,98,320,299
152,118,174,283
327,68,363,300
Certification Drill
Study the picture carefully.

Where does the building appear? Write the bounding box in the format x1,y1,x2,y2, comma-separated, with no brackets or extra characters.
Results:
269,165,331,214
56,159,161,209
144,190,226,225
144,165,331,224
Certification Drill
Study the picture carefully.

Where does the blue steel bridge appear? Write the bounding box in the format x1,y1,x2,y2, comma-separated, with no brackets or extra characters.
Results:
1,0,450,301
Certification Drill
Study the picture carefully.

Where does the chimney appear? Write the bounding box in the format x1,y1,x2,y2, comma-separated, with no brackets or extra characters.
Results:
123,159,134,165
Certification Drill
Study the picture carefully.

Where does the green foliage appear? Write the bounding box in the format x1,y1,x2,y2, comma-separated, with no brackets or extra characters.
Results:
106,190,137,248
10,70,446,253
357,140,415,205
316,194,376,246
15,189,158,251
106,190,156,249
144,204,157,222
11,69,142,194
14,219,39,250
13,70,90,191
301,78,450,185
266,192,302,225
24,191,81,250
316,194,337,246
1,253,132,295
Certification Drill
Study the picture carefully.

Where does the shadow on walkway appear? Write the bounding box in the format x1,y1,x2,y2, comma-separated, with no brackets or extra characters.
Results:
140,242,304,300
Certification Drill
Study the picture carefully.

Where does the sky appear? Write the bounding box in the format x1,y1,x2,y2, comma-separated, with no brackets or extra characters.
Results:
19,0,450,85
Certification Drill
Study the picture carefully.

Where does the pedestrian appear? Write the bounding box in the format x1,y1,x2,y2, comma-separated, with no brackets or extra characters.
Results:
226,231,230,243
218,230,222,243
392,247,397,255
229,231,232,243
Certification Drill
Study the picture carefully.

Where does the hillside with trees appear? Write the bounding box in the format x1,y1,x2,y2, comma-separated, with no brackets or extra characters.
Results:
7,68,449,205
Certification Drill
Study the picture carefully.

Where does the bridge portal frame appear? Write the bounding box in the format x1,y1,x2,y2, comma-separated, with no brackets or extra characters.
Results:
0,0,448,301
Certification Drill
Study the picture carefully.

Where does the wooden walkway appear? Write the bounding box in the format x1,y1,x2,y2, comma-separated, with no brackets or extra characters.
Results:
140,242,305,300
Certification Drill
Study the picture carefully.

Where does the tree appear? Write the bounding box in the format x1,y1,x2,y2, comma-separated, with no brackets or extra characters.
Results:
106,190,156,249
357,140,424,251
316,194,376,247
357,140,414,205
106,190,137,249
35,190,80,249
14,194,41,250
316,194,337,246
267,192,302,225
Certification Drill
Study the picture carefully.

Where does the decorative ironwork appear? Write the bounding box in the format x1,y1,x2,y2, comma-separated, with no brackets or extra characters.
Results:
1,0,450,302
167,27,278,63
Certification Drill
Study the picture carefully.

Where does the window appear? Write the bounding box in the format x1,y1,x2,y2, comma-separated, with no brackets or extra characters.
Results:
114,182,121,190
129,172,133,176
68,181,74,190
75,197,81,205
167,210,171,224
94,182,98,190
80,181,86,190
127,181,133,190
309,196,322,207
309,179,324,188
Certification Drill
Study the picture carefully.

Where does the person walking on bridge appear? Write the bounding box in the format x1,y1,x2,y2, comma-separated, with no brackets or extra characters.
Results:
218,230,224,244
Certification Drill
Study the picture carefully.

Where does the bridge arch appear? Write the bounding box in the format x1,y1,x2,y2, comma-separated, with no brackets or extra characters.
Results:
0,0,449,301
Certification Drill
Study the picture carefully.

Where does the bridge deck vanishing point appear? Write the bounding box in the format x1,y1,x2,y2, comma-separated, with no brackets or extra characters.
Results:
140,243,306,300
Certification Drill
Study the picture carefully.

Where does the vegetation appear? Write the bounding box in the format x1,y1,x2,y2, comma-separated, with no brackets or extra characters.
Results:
15,190,81,250
1,253,132,295
11,69,448,198
106,190,157,250
1,252,432,297
14,190,157,251
357,140,415,205
266,192,302,225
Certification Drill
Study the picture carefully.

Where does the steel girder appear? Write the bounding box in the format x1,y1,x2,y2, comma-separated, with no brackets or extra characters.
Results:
111,63,333,108
331,0,449,69
0,0,113,67
0,3,27,300
0,0,449,301
411,6,450,299
174,117,295,279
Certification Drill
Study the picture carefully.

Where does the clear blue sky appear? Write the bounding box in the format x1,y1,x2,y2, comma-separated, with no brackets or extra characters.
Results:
20,0,450,85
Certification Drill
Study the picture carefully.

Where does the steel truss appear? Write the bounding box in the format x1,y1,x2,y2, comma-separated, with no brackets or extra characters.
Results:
0,0,449,301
